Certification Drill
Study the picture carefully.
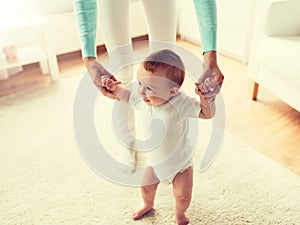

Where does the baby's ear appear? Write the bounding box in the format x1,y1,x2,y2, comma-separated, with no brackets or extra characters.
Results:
170,87,179,97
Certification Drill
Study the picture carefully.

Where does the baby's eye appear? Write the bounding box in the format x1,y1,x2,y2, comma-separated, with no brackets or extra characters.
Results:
138,81,141,86
146,87,153,91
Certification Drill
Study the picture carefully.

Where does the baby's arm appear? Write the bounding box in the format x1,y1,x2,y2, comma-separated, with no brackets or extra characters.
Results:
194,83,216,119
101,75,131,103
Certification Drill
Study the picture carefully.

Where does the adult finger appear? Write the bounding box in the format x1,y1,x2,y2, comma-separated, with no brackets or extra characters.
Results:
213,74,224,87
198,82,210,93
204,77,217,92
203,86,221,99
197,66,212,84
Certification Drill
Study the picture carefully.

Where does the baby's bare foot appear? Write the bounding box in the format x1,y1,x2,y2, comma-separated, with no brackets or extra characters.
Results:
132,205,153,220
175,213,189,225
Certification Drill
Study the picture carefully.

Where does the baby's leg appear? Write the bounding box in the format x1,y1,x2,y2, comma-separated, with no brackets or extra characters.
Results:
132,167,159,220
172,166,193,225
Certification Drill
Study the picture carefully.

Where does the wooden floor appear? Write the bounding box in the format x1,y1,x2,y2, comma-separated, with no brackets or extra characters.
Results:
1,39,300,176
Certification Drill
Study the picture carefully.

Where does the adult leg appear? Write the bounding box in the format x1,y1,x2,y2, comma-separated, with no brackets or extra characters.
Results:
99,0,136,172
98,0,134,83
173,166,193,225
141,0,177,52
132,167,160,220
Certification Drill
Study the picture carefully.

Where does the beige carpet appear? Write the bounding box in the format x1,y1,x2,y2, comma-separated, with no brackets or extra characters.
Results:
1,76,300,225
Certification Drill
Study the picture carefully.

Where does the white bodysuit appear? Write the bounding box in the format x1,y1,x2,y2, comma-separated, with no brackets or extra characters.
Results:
129,90,201,182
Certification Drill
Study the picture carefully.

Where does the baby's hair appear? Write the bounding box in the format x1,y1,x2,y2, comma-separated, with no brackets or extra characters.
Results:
143,49,185,87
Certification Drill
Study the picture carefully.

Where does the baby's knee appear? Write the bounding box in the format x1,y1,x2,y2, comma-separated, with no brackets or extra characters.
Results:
174,192,192,203
141,184,158,192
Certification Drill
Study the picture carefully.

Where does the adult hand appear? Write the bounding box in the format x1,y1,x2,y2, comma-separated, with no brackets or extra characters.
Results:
194,82,216,102
83,57,120,100
198,51,224,98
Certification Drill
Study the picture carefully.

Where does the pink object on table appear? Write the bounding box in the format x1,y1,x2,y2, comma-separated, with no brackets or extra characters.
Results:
2,45,18,61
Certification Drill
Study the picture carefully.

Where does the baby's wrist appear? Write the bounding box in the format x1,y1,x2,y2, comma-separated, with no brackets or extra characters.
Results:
111,86,122,94
200,95,216,102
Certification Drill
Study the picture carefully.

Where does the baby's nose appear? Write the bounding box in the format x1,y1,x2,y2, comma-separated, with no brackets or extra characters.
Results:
138,86,146,96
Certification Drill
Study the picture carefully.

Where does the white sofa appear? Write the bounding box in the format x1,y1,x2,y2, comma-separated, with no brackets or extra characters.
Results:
247,0,300,111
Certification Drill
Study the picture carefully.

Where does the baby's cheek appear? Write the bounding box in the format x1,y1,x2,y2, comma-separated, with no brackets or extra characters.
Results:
148,91,164,99
148,95,162,101
149,96,168,105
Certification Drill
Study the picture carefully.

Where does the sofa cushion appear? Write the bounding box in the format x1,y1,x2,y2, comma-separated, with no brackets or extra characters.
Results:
24,0,74,15
257,36,300,88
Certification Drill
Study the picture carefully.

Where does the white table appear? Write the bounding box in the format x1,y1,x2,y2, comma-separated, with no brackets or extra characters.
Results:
0,17,59,81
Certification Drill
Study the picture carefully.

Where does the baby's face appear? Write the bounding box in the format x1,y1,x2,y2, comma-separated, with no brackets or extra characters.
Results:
136,65,177,106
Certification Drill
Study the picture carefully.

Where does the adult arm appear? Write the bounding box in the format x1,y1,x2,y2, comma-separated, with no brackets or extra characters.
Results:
74,0,120,99
73,0,99,74
193,0,224,98
193,0,217,54
73,0,97,58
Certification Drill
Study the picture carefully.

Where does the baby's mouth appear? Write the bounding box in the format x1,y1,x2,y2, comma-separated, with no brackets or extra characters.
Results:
143,97,150,103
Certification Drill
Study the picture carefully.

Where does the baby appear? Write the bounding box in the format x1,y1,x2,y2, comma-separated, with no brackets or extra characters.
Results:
101,49,216,225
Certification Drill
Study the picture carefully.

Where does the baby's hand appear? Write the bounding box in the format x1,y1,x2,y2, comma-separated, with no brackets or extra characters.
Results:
101,75,122,92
